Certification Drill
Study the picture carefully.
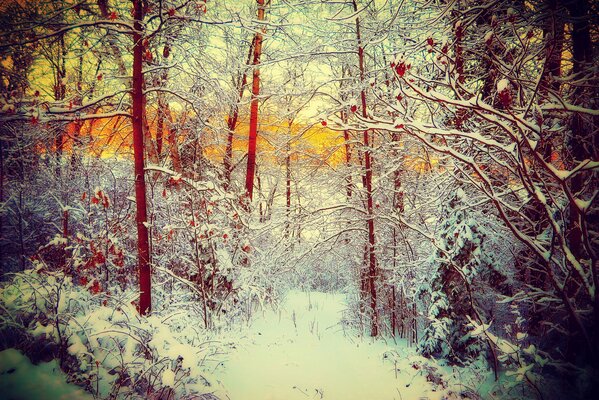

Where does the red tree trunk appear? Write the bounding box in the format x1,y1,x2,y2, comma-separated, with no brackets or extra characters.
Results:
224,40,255,188
244,0,266,201
353,0,378,337
132,0,151,315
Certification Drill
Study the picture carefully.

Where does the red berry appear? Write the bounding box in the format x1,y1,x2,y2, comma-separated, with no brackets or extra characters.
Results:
168,8,175,16
321,120,327,127
350,105,357,113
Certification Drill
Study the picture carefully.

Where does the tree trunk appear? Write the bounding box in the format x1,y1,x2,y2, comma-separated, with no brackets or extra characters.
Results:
244,0,267,201
564,0,599,357
285,119,292,236
341,110,353,199
132,0,151,316
97,0,129,77
166,106,182,173
156,77,166,158
70,52,84,171
353,0,378,337
224,40,255,188
54,31,67,175
566,0,596,260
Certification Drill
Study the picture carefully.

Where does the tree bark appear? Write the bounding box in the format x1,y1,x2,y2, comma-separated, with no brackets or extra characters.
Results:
132,0,151,315
244,0,267,201
353,0,378,337
166,106,182,173
224,40,255,188
285,117,293,236
566,0,596,261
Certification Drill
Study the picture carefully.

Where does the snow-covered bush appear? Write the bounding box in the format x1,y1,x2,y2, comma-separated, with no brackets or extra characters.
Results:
0,268,223,399
419,188,514,365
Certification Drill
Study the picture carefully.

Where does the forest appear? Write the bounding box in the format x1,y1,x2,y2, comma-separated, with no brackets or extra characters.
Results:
0,0,597,399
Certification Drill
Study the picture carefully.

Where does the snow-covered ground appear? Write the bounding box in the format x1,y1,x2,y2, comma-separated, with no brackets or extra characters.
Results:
212,291,490,400
0,348,93,400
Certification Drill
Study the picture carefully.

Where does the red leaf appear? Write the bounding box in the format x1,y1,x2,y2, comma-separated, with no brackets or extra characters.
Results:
95,251,106,265
109,11,117,20
168,8,175,16
90,280,101,294
395,62,406,77
499,89,512,108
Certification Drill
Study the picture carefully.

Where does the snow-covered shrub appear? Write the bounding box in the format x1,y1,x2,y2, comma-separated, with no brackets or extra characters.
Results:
419,188,512,364
0,268,223,399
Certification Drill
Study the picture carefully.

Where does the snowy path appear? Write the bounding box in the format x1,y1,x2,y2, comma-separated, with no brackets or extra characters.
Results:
212,291,470,400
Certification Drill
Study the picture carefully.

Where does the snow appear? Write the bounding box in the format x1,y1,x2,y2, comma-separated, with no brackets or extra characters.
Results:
497,79,510,93
484,31,493,43
212,291,489,400
0,349,93,400
162,368,176,387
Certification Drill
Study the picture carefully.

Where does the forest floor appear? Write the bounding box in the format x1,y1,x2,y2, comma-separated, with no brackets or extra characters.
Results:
0,289,495,400
211,291,492,400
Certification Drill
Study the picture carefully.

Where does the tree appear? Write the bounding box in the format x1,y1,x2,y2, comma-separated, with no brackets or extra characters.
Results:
357,0,598,380
244,0,268,201
131,0,151,315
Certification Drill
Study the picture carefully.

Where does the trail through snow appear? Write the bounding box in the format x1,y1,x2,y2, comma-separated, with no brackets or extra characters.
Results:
212,291,485,400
